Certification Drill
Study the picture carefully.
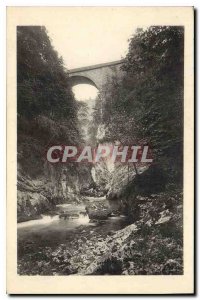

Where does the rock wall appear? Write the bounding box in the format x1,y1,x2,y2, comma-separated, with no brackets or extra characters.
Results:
107,164,167,220
17,162,93,222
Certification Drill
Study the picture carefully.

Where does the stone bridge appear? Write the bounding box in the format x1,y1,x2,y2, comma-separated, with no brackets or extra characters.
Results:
68,59,124,91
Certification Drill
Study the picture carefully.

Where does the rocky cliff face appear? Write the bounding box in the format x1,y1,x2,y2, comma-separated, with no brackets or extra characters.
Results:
107,164,167,220
17,162,93,222
17,173,54,222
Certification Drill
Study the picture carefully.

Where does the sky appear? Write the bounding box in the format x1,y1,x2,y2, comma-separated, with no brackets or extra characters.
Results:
46,10,137,69
72,85,98,101
44,8,139,100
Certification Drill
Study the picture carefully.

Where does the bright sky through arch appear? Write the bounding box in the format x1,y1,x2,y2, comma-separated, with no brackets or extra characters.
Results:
72,84,98,101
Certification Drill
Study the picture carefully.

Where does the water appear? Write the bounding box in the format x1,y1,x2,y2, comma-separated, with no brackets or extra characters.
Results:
18,204,90,250
17,202,129,261
17,215,60,229
17,201,130,275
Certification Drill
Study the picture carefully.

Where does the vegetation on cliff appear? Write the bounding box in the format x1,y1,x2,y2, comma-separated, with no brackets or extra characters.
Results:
17,26,81,174
17,26,91,221
98,26,183,185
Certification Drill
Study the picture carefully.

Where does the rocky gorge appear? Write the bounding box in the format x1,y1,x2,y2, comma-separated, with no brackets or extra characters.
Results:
17,162,183,276
17,25,184,277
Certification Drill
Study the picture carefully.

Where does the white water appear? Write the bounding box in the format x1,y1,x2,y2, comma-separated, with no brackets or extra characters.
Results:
17,203,89,229
76,214,89,224
85,196,106,201
17,215,60,229
17,202,129,252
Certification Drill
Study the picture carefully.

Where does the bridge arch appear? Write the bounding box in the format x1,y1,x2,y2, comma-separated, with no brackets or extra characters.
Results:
68,75,98,89
68,60,124,91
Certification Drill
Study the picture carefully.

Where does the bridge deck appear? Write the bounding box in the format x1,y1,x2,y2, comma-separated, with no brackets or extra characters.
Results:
68,59,124,74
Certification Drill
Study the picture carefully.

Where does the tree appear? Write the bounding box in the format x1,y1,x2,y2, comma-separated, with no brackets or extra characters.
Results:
101,26,184,184
17,26,82,176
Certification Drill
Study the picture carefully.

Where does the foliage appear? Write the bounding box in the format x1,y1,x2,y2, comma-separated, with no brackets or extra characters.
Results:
17,26,82,175
17,26,78,121
100,26,184,183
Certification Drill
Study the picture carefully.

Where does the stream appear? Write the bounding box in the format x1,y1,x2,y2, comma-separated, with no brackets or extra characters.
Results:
17,199,129,274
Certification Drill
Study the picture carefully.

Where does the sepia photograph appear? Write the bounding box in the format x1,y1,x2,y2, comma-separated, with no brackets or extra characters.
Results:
7,6,194,294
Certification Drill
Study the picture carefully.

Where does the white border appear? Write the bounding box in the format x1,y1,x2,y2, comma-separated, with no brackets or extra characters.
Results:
1,1,198,298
